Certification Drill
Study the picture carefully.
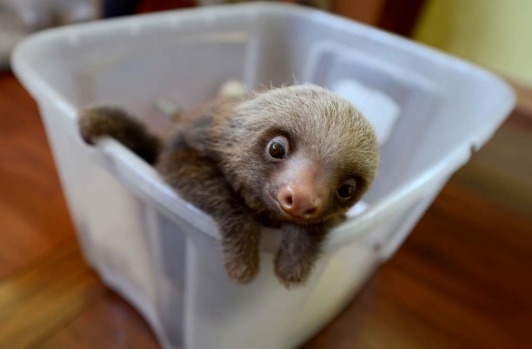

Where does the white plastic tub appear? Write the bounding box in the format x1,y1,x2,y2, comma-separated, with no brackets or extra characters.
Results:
12,3,515,349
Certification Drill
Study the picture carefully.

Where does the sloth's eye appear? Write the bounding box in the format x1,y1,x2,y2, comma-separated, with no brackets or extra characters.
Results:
269,141,285,158
267,137,288,160
337,181,355,199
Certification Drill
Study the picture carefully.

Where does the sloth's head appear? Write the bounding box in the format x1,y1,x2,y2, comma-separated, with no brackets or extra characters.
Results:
216,85,379,225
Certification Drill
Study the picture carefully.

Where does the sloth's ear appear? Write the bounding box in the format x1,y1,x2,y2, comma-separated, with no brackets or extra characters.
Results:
183,114,214,156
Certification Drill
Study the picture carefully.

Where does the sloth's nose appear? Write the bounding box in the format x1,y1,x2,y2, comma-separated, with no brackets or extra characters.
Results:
277,184,323,220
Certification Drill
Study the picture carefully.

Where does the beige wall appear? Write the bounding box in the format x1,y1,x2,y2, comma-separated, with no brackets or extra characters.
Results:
414,0,532,86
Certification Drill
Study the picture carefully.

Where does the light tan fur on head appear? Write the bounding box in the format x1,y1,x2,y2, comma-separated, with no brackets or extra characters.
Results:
211,84,379,223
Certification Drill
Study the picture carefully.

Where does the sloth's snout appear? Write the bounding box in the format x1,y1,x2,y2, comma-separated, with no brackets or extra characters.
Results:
277,184,323,220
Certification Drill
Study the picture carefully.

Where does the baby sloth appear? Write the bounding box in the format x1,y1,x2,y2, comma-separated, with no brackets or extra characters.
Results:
78,84,379,288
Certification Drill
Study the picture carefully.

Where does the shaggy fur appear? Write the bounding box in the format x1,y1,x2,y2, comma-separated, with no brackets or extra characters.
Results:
78,107,162,164
78,84,379,288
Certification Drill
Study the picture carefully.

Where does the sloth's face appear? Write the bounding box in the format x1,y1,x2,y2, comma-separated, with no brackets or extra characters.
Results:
257,132,365,225
221,85,379,225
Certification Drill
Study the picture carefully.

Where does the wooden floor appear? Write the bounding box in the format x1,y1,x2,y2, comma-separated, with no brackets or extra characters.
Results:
1,71,531,348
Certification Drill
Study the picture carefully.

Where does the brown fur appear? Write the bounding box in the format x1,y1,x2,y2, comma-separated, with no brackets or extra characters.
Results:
79,107,162,164
78,84,379,288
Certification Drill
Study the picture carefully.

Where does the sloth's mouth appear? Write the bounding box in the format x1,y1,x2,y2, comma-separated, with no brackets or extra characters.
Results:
264,189,283,214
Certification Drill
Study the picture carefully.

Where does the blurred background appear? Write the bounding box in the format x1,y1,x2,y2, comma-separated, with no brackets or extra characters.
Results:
0,1,531,348
2,0,532,91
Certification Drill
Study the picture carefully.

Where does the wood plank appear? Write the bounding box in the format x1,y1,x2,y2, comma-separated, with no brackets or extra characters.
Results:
0,239,105,349
331,0,387,25
451,113,532,219
35,291,159,349
511,80,532,117
378,0,427,36
0,73,75,279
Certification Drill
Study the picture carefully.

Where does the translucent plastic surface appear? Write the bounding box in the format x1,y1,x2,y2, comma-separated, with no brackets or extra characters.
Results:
12,3,515,349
